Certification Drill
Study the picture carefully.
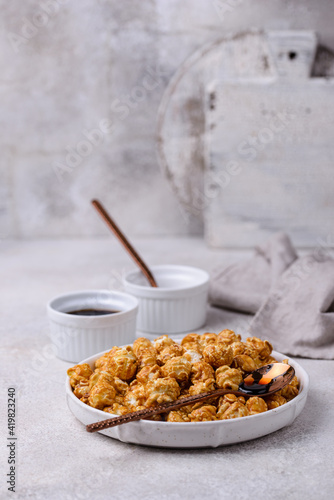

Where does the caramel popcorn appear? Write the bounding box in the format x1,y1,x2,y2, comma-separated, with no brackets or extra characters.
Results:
166,410,190,422
94,347,118,370
233,354,257,373
217,329,241,345
265,393,287,410
68,363,93,388
145,377,180,406
183,349,203,364
189,378,216,395
189,405,217,422
136,347,158,369
246,396,268,415
181,333,201,346
281,384,299,401
104,403,129,416
153,335,175,352
68,331,299,422
199,332,218,350
215,366,243,391
136,364,161,384
132,337,153,357
73,381,90,400
88,381,117,410
107,346,138,381
191,361,215,384
123,380,146,410
161,356,192,384
216,394,245,419
157,344,183,365
203,343,233,368
246,337,273,360
220,401,249,420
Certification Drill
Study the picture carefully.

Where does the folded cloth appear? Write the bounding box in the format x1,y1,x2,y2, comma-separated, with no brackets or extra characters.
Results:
210,233,334,359
210,232,297,314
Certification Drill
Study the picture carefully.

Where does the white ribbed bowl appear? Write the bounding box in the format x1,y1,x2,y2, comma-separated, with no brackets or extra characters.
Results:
47,290,138,363
123,265,209,334
66,349,309,448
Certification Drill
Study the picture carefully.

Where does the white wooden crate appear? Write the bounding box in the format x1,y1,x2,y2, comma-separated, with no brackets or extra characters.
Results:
205,31,334,247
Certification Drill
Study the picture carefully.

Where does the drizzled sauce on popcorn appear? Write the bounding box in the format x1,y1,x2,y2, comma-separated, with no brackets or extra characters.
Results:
67,309,120,316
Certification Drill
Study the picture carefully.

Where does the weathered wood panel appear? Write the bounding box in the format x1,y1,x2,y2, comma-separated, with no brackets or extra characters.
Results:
205,31,334,247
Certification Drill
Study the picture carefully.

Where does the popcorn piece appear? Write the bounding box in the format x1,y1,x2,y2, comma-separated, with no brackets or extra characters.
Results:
217,329,241,345
191,361,215,384
265,394,287,410
73,381,90,400
136,364,161,384
246,337,273,360
94,347,119,370
107,346,138,381
199,332,217,350
233,354,257,372
188,378,215,395
145,377,180,406
181,333,202,353
112,377,129,396
281,384,299,401
189,405,217,422
161,356,192,384
67,363,93,388
88,371,128,397
203,343,233,368
231,341,257,359
180,333,201,346
215,366,243,391
157,344,184,365
246,396,268,415
166,410,190,422
123,380,146,410
217,394,244,419
89,370,111,389
137,347,158,369
104,403,130,415
219,401,249,420
88,381,117,410
143,414,163,421
133,337,153,357
183,349,203,364
153,335,175,352
289,375,299,389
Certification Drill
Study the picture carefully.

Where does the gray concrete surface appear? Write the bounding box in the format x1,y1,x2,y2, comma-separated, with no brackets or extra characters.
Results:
1,237,333,499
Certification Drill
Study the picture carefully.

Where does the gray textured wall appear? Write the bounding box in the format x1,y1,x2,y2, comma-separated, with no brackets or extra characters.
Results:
1,0,334,239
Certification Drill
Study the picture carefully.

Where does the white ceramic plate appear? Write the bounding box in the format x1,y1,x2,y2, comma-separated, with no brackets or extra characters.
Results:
66,349,309,448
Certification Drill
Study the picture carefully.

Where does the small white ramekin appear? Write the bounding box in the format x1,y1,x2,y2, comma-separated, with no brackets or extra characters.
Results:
47,290,138,363
123,265,209,335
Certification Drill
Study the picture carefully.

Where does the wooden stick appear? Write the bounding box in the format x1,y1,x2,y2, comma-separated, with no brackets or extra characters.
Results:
86,388,245,433
91,199,158,287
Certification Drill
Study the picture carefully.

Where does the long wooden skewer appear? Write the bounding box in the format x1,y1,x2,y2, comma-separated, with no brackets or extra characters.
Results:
91,199,158,287
86,389,230,432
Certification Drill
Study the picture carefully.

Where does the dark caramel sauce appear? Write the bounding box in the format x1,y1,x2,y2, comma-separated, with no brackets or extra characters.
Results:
67,308,120,316
239,363,294,395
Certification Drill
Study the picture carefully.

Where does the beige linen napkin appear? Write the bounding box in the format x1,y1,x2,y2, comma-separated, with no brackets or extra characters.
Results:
210,233,334,359
210,233,297,314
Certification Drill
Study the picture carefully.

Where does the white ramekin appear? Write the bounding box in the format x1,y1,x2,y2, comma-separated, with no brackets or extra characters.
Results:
47,290,138,363
123,265,209,335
